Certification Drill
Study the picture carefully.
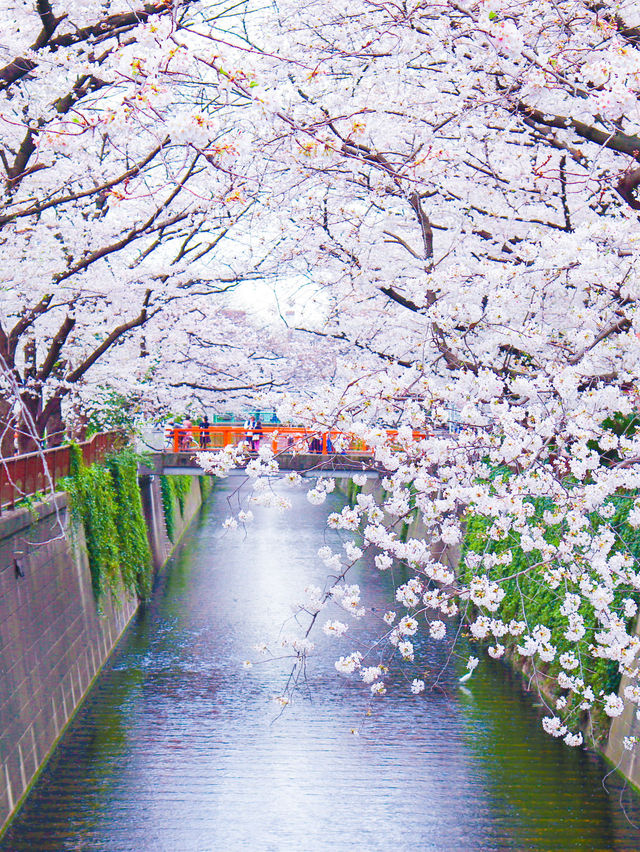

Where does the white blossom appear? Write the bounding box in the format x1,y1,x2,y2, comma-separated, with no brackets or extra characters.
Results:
542,716,568,738
604,694,625,717
323,620,348,637
429,620,446,640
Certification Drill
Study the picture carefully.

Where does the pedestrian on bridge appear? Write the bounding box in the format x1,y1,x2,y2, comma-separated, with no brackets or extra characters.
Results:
254,418,263,449
309,435,322,453
199,415,211,449
165,420,175,449
180,418,193,450
244,416,255,451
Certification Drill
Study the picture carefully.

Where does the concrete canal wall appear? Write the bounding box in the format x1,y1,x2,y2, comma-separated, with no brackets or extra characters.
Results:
605,657,640,789
139,474,205,570
0,474,205,834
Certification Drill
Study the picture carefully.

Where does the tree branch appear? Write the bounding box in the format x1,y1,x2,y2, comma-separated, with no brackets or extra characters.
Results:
0,138,170,226
408,191,434,267
294,324,413,368
383,231,423,260
33,0,65,49
616,168,640,210
169,378,286,391
54,155,201,285
37,290,155,427
6,294,54,361
566,315,632,365
516,103,640,162
37,314,76,382
0,1,187,91
3,130,38,188
65,291,153,385
379,286,424,313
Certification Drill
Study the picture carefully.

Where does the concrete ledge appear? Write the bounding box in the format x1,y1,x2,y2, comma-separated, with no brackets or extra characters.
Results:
141,451,381,475
0,493,68,540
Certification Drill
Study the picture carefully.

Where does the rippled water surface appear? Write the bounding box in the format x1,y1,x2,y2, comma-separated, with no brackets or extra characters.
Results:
3,480,640,851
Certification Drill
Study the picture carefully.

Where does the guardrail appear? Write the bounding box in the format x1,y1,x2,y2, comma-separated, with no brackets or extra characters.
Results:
170,425,428,455
0,431,126,513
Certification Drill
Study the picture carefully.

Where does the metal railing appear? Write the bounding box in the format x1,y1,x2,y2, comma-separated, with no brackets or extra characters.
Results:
170,425,428,455
0,431,125,513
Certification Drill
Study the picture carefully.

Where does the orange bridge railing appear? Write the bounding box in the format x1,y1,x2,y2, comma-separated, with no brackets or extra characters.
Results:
170,425,427,455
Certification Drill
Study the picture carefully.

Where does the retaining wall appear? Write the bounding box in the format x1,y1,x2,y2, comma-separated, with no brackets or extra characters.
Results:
605,663,640,788
139,474,203,570
0,474,205,833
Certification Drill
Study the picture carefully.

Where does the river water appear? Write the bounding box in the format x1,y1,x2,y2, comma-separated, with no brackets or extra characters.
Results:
3,479,640,851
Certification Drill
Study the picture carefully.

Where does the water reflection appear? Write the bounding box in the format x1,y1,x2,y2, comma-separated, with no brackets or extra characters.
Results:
2,479,640,850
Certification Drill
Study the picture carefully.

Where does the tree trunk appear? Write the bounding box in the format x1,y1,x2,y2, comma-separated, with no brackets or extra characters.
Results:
0,397,16,457
68,401,88,443
44,397,65,448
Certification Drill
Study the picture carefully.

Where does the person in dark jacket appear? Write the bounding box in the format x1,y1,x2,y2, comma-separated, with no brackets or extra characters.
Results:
200,415,210,448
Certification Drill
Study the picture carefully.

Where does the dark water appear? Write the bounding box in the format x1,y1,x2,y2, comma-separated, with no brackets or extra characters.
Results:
3,480,640,851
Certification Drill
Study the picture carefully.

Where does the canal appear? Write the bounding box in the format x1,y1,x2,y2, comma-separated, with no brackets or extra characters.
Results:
2,479,640,850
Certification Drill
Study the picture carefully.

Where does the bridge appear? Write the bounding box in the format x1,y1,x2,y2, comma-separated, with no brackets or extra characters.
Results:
142,424,429,476
168,424,382,455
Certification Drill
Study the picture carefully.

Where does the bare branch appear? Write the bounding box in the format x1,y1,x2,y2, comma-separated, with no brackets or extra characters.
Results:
382,230,423,260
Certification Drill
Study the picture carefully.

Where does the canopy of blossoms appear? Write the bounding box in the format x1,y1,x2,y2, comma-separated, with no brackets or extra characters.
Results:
4,0,640,755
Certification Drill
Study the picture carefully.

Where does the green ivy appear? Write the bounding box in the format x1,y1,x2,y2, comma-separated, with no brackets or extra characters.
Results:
106,449,154,599
173,475,192,514
346,479,362,504
159,474,193,541
199,475,214,500
159,475,177,542
14,491,48,521
63,445,153,603
460,492,640,742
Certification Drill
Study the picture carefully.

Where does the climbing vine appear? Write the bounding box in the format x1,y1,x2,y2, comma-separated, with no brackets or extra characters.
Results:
159,474,193,542
159,475,176,542
346,479,362,505
460,491,640,742
173,475,192,514
64,445,153,603
106,449,154,600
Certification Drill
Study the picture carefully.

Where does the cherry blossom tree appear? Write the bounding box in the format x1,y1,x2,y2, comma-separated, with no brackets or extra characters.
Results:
0,0,293,452
200,0,640,757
